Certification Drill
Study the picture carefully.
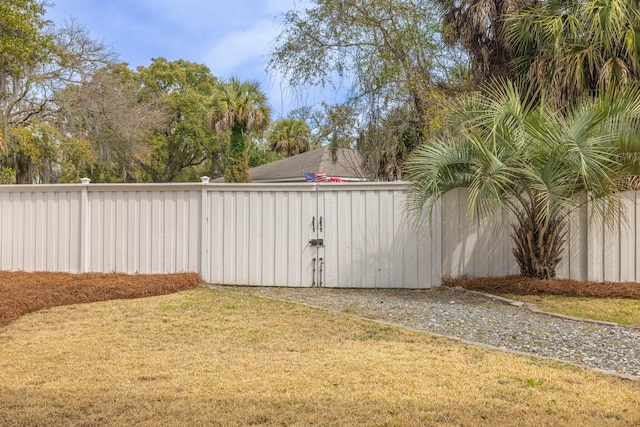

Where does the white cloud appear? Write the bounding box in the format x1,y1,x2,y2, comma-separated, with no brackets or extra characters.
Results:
204,19,280,79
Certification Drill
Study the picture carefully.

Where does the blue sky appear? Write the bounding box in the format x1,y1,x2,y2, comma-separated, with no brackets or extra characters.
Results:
45,0,334,118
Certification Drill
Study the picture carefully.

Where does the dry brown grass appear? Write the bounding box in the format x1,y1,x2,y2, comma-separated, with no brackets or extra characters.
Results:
1,286,639,426
446,275,640,326
502,294,640,327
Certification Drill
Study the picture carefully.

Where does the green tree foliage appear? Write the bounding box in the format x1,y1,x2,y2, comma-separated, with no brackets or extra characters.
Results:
507,0,640,108
406,80,640,279
0,0,54,75
0,1,115,182
289,103,359,150
136,58,222,182
55,59,226,183
358,86,453,180
248,138,284,168
267,118,311,157
271,0,463,172
0,0,56,150
209,78,270,183
358,105,422,180
6,122,93,184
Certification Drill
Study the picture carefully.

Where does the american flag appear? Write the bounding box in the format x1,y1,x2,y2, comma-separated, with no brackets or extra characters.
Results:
304,172,329,182
313,172,327,182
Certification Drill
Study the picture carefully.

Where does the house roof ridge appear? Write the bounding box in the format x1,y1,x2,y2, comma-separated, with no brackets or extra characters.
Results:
247,146,364,182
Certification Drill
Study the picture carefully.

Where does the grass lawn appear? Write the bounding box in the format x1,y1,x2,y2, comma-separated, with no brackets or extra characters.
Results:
446,275,640,326
502,294,640,327
1,287,639,426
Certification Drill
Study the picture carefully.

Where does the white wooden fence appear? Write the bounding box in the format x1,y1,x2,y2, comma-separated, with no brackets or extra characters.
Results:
0,180,440,287
441,188,640,282
0,181,637,286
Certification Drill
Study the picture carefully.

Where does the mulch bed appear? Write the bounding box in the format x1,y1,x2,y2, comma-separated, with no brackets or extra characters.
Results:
0,272,203,328
1,271,639,329
445,275,640,299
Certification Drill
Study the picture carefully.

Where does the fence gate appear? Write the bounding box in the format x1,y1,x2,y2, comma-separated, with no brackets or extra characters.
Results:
204,183,440,288
306,183,442,288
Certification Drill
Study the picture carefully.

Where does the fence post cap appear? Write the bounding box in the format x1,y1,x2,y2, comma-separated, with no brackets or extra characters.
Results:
80,178,91,185
200,176,211,184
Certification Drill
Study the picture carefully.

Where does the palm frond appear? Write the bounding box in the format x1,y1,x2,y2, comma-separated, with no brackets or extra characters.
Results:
405,135,476,223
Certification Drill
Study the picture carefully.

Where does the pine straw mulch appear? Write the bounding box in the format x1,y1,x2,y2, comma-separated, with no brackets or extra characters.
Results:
2,271,639,329
0,272,203,328
445,275,640,299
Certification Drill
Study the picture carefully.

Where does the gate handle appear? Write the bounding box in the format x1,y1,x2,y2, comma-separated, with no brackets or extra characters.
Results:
312,257,317,287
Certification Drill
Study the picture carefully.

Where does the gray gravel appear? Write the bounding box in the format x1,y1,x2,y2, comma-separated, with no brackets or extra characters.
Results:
221,285,640,379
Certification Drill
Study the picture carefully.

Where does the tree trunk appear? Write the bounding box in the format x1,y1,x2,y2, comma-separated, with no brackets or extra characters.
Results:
510,201,567,279
224,128,250,183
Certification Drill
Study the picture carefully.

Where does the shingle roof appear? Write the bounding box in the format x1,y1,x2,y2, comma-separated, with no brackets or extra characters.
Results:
241,147,365,182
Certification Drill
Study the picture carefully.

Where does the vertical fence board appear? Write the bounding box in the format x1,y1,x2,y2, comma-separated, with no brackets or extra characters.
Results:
272,192,287,286
636,191,640,282
0,194,13,269
352,191,368,287
208,191,224,283
603,211,621,282
127,192,139,273
377,191,392,288
236,192,250,285
430,197,443,285
114,191,126,272
557,202,589,280
56,195,69,272
321,191,337,287
286,193,300,287
247,191,261,286
188,191,201,273
15,192,24,270
162,192,174,274
336,191,353,287
620,192,637,282
223,191,236,283
390,193,405,286
260,192,275,285
441,189,463,278
363,191,378,287
139,192,151,273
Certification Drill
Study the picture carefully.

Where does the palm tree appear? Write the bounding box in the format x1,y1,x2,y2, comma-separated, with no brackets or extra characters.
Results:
406,80,640,279
506,0,640,108
438,0,534,85
267,118,311,157
209,78,270,182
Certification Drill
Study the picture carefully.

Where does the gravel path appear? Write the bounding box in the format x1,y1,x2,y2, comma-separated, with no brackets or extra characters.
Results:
219,285,640,380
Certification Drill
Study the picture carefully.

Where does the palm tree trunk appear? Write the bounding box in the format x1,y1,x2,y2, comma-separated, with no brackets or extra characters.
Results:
224,128,250,183
510,200,567,279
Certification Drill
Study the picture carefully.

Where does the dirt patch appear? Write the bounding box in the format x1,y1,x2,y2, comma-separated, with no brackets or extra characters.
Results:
0,272,202,327
445,275,640,299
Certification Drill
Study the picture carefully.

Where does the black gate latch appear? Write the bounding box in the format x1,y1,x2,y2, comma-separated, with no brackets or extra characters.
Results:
309,238,324,247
